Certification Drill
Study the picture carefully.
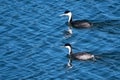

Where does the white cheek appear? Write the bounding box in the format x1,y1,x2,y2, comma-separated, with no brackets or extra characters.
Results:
67,12,72,16
65,46,71,50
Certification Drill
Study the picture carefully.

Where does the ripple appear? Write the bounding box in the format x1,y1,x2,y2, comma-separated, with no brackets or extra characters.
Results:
0,0,120,80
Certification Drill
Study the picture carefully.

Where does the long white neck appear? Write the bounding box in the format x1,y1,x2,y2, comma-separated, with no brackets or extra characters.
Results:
66,46,72,55
67,12,72,23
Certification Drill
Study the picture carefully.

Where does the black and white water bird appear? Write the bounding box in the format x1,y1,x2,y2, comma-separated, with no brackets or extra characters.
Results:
62,43,95,60
60,10,92,28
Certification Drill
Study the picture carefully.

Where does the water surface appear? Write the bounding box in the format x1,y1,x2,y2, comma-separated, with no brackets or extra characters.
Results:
0,0,120,80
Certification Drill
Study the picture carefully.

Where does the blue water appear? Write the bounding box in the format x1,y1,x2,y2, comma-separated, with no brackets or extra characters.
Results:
0,0,120,80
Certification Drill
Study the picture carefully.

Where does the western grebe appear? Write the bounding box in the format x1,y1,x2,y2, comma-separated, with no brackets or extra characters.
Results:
60,10,92,28
63,43,95,60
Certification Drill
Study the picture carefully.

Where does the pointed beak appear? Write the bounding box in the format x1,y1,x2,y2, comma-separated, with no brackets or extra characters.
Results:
59,14,66,16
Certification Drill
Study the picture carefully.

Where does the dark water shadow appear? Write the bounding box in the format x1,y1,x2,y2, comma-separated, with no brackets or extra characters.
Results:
91,20,120,27
93,51,120,69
